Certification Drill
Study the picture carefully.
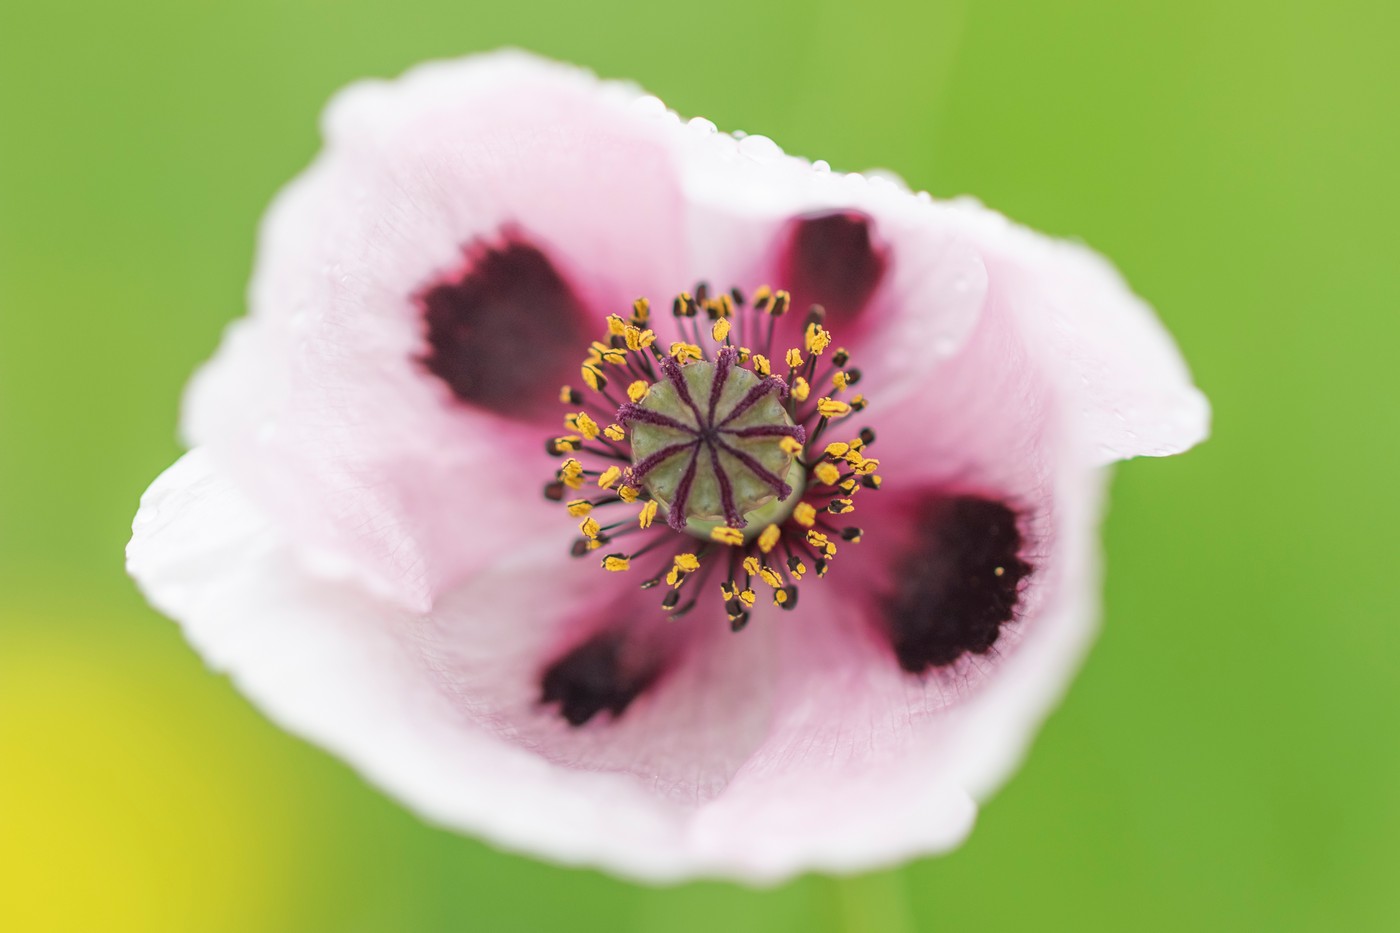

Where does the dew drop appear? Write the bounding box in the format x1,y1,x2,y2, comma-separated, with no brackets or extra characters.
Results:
632,95,666,117
737,134,783,163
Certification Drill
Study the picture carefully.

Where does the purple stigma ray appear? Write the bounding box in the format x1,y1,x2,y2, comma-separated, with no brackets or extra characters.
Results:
659,355,705,423
714,440,793,499
616,403,695,434
707,443,746,528
720,424,808,442
717,376,787,427
707,346,737,421
627,439,700,484
667,450,702,530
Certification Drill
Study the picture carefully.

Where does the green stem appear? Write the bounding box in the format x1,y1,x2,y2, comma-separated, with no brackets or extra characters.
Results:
830,870,916,933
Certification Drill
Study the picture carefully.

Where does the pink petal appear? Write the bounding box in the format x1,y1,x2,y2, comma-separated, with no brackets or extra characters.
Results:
132,451,795,880
183,52,693,611
646,119,1207,466
938,198,1210,463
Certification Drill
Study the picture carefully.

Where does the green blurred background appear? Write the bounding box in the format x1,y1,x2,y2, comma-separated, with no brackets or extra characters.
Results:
2,0,1396,930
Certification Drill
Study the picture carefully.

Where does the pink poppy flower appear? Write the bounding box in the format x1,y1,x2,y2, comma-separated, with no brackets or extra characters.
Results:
127,51,1208,883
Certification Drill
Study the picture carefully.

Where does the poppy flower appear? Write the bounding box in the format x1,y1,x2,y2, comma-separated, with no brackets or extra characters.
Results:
127,51,1208,883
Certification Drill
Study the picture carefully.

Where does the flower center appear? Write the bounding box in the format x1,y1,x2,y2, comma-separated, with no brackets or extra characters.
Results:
543,285,881,631
621,351,806,535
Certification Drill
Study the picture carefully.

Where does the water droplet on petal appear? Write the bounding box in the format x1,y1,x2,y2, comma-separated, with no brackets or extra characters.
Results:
737,134,783,163
632,95,666,117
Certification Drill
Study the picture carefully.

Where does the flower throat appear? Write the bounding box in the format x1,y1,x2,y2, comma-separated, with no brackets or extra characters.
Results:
543,284,881,631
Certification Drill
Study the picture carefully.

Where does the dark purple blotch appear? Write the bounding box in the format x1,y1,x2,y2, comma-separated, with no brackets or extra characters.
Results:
882,496,1032,673
779,211,888,326
541,633,661,726
418,237,591,421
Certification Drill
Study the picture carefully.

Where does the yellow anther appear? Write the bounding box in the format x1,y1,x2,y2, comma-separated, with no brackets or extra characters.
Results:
829,498,854,514
788,559,807,581
851,457,880,476
757,565,784,588
751,354,771,377
720,580,735,600
551,435,582,453
617,484,640,503
773,589,790,606
813,462,841,486
605,423,626,442
784,348,803,370
712,318,731,342
632,297,651,322
752,285,773,309
624,326,657,351
833,371,850,390
602,555,630,572
739,588,757,607
850,394,867,411
565,499,593,517
574,411,600,440
771,290,791,316
793,502,817,527
559,458,584,490
816,397,851,419
840,478,860,495
627,380,649,402
580,516,601,539
597,465,622,489
638,499,658,529
558,385,575,403
669,342,703,363
666,552,701,587
606,314,628,335
587,538,604,551
806,529,832,551
824,442,850,459
865,474,883,489
779,436,804,455
791,377,810,402
742,556,762,577
600,347,627,365
710,526,745,546
805,322,831,355
581,363,606,392
757,523,782,554
737,347,751,364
